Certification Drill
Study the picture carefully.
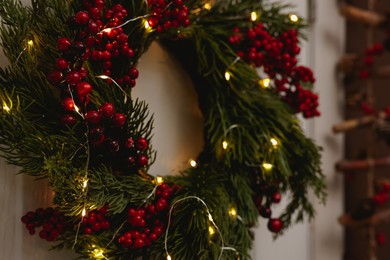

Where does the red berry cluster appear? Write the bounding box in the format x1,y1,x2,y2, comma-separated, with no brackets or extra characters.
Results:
147,0,190,33
81,204,110,234
372,182,390,206
358,42,384,80
47,1,152,173
376,232,386,246
85,102,151,173
118,183,174,249
228,24,319,118
21,208,73,242
47,0,138,125
254,185,284,233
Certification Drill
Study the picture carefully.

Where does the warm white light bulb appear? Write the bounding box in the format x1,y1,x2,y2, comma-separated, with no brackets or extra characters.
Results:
28,40,34,46
208,214,214,222
82,208,87,217
189,159,197,168
289,14,299,23
204,3,211,10
92,248,105,259
83,179,88,189
270,138,278,147
250,12,257,22
2,103,10,112
156,176,164,184
225,71,231,81
144,20,150,29
97,75,110,80
229,208,237,217
167,255,172,260
259,78,270,88
208,226,215,236
262,163,273,171
222,140,228,150
74,105,80,113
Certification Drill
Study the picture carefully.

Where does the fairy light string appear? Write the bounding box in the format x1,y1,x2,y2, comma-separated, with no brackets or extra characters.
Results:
164,196,238,260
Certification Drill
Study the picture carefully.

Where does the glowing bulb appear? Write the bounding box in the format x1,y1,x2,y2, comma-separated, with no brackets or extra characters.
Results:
92,248,105,259
262,163,273,171
270,138,278,147
222,140,228,150
156,176,164,184
289,14,299,23
204,3,211,10
74,105,80,113
144,20,150,29
102,28,112,34
82,208,87,217
27,40,34,46
225,71,231,81
189,159,197,168
167,255,172,260
208,214,214,222
250,12,257,22
208,226,215,236
97,75,110,80
2,103,10,112
229,208,237,217
83,179,88,189
259,78,271,88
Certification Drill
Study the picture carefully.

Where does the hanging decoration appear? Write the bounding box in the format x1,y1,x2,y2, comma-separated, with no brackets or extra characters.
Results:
0,0,325,259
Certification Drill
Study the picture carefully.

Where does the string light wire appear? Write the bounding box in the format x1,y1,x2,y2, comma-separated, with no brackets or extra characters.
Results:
164,196,236,260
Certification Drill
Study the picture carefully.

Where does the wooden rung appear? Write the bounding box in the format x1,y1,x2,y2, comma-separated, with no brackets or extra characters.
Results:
339,209,390,228
339,3,386,27
337,54,360,73
371,66,390,78
336,156,390,172
332,115,377,133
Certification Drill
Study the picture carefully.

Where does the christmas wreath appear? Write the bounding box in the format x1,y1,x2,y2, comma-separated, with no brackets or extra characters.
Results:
0,0,325,259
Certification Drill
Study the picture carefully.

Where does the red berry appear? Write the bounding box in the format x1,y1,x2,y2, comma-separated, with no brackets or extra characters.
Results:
138,155,148,167
92,223,101,232
156,198,168,211
76,82,93,97
129,67,139,79
88,21,99,34
137,137,148,151
128,156,136,165
47,70,63,86
39,230,48,239
61,114,77,126
272,192,282,203
125,138,134,148
259,207,272,218
85,110,101,124
75,11,90,25
66,71,81,85
268,218,283,233
62,97,75,111
133,238,145,249
56,58,70,70
84,227,93,234
377,232,386,246
149,233,158,241
113,113,126,127
57,38,72,52
50,229,60,239
43,223,53,232
99,102,115,118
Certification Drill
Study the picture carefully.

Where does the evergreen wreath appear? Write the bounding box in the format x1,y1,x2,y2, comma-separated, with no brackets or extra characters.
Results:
0,0,326,259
